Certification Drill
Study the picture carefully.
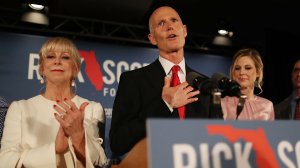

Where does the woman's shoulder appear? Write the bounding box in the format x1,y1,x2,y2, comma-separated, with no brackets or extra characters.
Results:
10,95,42,105
7,95,44,112
74,95,90,102
221,96,239,102
255,96,274,105
75,96,105,121
74,95,102,106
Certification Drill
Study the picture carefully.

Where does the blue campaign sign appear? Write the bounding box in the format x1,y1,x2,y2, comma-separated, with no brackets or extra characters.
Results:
0,31,231,158
147,119,300,168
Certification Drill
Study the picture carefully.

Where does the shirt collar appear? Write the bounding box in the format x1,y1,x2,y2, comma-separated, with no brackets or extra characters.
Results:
158,56,186,76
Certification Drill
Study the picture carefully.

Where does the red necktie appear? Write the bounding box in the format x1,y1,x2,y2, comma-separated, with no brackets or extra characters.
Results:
294,98,300,120
171,65,186,119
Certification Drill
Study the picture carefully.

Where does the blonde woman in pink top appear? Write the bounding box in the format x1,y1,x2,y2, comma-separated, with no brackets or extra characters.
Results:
221,48,275,120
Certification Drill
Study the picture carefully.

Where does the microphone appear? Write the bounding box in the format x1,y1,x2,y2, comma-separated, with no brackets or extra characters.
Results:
211,72,241,97
236,95,247,119
187,71,223,119
211,72,247,119
186,72,219,95
211,92,223,119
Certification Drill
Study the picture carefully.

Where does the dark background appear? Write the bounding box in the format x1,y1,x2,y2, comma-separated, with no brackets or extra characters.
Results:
1,0,299,104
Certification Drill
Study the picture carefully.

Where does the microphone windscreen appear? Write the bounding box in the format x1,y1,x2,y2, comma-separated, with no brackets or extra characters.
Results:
187,72,218,95
186,72,203,86
211,72,228,81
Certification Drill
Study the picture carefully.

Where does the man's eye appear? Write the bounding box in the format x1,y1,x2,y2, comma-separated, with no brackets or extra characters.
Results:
293,68,300,73
158,21,165,26
171,18,178,22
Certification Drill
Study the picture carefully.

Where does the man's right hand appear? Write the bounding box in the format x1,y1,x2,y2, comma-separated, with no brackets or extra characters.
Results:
162,76,200,108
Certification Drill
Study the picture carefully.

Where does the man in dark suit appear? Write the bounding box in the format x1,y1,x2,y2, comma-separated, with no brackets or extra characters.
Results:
275,59,300,119
109,6,211,157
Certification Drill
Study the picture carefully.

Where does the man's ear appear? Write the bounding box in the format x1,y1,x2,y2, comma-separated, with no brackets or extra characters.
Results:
148,33,157,45
183,25,187,38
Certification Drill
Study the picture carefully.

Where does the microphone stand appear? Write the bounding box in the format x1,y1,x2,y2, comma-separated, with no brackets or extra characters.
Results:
236,95,247,120
209,91,223,119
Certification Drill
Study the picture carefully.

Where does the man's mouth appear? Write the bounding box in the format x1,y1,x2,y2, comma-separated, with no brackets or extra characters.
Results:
168,34,177,39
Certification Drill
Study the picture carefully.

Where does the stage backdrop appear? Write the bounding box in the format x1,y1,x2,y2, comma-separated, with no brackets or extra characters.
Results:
0,31,231,158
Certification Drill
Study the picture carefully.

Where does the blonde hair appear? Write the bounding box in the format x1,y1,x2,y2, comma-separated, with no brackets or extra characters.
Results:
230,48,264,94
38,37,81,78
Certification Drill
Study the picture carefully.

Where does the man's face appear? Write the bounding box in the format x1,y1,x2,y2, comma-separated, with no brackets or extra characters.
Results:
148,7,187,54
292,60,300,89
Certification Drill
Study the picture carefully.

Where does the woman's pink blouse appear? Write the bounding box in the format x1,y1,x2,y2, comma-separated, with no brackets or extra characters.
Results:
221,96,275,120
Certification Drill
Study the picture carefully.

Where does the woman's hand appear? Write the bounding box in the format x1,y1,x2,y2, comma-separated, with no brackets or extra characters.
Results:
54,98,89,164
54,99,88,138
54,126,68,154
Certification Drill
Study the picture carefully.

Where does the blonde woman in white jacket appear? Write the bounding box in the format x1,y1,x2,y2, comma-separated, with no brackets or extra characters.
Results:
0,37,107,168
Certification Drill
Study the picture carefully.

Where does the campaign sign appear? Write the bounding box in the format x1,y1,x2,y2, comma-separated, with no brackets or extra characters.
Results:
146,119,300,168
0,31,231,158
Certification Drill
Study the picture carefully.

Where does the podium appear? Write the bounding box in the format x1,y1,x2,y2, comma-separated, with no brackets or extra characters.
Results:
112,119,300,168
111,138,148,168
146,119,300,168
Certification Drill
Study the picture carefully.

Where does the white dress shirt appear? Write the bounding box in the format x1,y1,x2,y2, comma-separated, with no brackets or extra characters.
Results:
159,56,186,112
158,56,186,83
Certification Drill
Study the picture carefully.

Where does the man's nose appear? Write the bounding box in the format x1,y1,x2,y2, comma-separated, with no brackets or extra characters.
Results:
166,22,174,31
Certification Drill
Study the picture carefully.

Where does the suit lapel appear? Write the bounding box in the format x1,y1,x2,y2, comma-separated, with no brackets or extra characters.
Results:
144,59,166,92
185,65,196,117
288,95,294,119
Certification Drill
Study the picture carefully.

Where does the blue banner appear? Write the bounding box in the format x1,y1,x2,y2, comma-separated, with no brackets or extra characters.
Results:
147,119,300,168
0,31,231,158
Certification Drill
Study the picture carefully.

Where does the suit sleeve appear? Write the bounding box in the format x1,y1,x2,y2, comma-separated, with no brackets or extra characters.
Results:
274,97,291,120
109,72,170,156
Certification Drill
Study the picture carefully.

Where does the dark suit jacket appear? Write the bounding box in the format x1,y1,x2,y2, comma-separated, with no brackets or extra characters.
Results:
275,94,293,119
109,59,212,156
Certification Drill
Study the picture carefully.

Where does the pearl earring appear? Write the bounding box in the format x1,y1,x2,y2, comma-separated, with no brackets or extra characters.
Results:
40,75,45,84
71,79,76,87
